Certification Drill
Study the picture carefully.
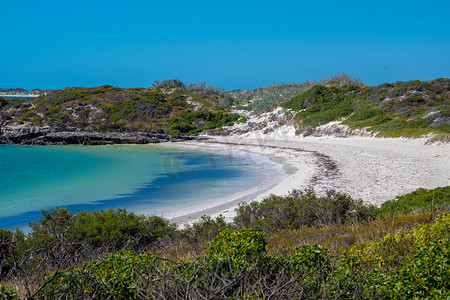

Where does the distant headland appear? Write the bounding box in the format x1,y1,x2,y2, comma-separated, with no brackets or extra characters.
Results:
0,75,448,145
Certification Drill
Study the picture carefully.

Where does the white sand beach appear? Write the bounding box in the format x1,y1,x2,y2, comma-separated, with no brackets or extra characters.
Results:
170,133,450,224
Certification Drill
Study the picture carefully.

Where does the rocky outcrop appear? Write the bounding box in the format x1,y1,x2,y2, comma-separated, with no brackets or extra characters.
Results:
302,121,373,138
0,128,205,145
210,107,296,136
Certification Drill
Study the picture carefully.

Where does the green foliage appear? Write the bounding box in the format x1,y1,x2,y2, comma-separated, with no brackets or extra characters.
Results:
180,215,230,245
234,188,378,232
338,213,450,299
27,207,176,252
381,186,450,216
0,97,8,108
168,111,240,135
0,229,25,280
348,108,382,121
281,84,360,111
38,251,157,299
342,231,416,272
287,244,330,273
279,78,449,136
0,285,18,300
153,79,185,89
228,82,308,113
342,213,449,271
205,228,267,272
319,73,366,88
382,239,450,299
372,119,410,132
280,85,361,128
1,85,241,134
379,213,450,299
3,187,449,299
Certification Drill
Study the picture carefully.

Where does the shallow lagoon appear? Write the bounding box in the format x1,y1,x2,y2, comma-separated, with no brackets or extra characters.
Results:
0,144,276,229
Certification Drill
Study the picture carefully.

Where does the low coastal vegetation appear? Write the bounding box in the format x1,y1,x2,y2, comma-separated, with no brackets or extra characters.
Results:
0,81,239,136
1,75,448,140
280,77,449,137
0,88,46,97
1,186,449,299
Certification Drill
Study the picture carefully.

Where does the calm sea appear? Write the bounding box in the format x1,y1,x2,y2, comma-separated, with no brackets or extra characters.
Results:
0,144,274,229
2,96,38,100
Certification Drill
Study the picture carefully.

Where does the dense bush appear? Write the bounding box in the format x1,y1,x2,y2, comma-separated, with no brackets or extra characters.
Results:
1,187,449,299
380,186,450,216
204,228,267,272
234,188,378,232
37,251,158,299
348,108,382,121
153,79,185,89
0,285,17,300
381,238,450,299
3,84,242,134
0,97,8,108
179,215,230,245
228,82,308,113
281,84,360,111
342,213,450,299
319,73,366,88
168,111,240,135
27,208,176,253
36,228,377,299
278,78,449,136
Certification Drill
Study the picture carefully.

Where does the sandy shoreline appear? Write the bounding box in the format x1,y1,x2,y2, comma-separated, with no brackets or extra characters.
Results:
167,134,450,224
162,142,292,224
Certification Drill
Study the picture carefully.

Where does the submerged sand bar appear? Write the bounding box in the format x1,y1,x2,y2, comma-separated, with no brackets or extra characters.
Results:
170,135,450,224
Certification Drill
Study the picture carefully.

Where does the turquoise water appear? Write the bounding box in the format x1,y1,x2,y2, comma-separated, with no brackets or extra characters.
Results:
2,96,37,100
0,145,269,229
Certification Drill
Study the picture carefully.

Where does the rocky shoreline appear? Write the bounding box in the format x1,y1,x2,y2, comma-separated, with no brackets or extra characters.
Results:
0,128,205,145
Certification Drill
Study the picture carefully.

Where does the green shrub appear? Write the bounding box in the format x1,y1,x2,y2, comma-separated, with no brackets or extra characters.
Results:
281,85,360,128
380,186,450,216
169,111,240,135
153,79,185,89
0,97,8,108
379,213,450,299
234,188,378,232
205,228,267,272
381,239,450,299
0,229,25,281
3,188,450,299
180,215,230,245
37,251,157,299
26,208,176,258
372,119,409,132
287,244,330,273
0,285,18,300
238,83,307,113
342,212,450,273
348,109,382,121
342,231,416,272
168,118,198,135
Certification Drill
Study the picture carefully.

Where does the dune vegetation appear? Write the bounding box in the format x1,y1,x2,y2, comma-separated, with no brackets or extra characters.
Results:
280,77,449,137
1,186,449,299
0,80,239,136
1,75,448,139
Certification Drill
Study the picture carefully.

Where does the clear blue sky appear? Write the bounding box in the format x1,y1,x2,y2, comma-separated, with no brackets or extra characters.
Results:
1,0,449,90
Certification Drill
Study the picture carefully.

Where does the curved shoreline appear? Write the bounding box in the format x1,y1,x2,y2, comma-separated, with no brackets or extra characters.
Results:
159,143,292,224
166,135,450,224
164,141,318,224
0,143,284,229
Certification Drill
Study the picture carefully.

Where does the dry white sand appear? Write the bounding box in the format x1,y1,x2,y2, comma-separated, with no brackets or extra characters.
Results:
168,133,450,224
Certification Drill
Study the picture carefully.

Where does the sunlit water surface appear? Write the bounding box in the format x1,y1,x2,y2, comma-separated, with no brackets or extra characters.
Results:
0,144,275,229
